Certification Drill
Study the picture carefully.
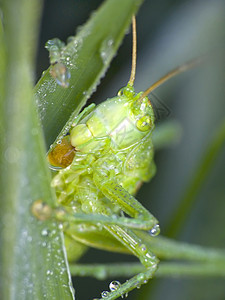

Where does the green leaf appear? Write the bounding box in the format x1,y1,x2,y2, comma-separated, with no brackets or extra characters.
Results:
0,0,74,299
35,0,144,148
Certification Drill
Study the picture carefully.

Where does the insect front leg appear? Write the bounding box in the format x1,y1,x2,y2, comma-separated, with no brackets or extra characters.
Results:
93,172,160,234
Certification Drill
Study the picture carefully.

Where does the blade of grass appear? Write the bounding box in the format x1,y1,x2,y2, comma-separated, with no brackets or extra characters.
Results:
0,0,74,299
34,0,144,148
0,12,5,149
165,118,225,238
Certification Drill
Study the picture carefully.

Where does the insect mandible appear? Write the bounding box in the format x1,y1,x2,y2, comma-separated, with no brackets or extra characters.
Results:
38,16,199,300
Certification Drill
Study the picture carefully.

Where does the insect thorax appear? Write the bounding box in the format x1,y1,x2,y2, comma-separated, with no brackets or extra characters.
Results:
51,86,156,215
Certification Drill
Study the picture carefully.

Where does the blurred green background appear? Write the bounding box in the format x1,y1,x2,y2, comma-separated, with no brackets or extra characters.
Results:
37,0,225,299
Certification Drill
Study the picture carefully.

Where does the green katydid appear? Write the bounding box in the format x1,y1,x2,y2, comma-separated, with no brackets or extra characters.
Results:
33,16,200,300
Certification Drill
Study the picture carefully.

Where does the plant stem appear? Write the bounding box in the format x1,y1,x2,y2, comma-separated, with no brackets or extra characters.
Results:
165,118,225,237
141,234,225,263
69,234,225,279
69,261,225,279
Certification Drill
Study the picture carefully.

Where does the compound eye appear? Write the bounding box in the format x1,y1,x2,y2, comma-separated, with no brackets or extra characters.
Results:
136,115,151,131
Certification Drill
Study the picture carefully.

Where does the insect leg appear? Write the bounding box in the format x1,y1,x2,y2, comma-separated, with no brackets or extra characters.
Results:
54,209,156,231
100,225,158,299
32,199,157,232
71,103,96,126
93,173,159,232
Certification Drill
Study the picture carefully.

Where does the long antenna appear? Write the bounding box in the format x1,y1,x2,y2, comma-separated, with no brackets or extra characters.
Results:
128,16,137,86
138,57,204,102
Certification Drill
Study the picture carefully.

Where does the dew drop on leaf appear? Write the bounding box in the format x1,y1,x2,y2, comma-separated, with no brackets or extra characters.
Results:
100,37,114,65
50,62,71,88
101,291,110,298
109,280,121,291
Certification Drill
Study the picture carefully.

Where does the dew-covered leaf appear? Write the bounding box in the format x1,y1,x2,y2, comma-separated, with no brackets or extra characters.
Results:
0,0,74,299
35,0,144,148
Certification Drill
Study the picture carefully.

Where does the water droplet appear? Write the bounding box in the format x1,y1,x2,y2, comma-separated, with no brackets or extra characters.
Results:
41,228,49,236
75,24,84,35
67,36,74,44
42,242,47,247
100,37,114,65
45,38,65,56
109,280,121,292
51,229,56,236
149,224,160,237
137,273,145,281
101,291,110,298
138,244,147,254
41,70,46,77
58,223,63,230
50,62,71,88
4,146,21,163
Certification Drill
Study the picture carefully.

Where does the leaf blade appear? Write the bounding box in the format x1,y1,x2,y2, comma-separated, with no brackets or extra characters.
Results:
35,0,144,148
0,0,74,299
